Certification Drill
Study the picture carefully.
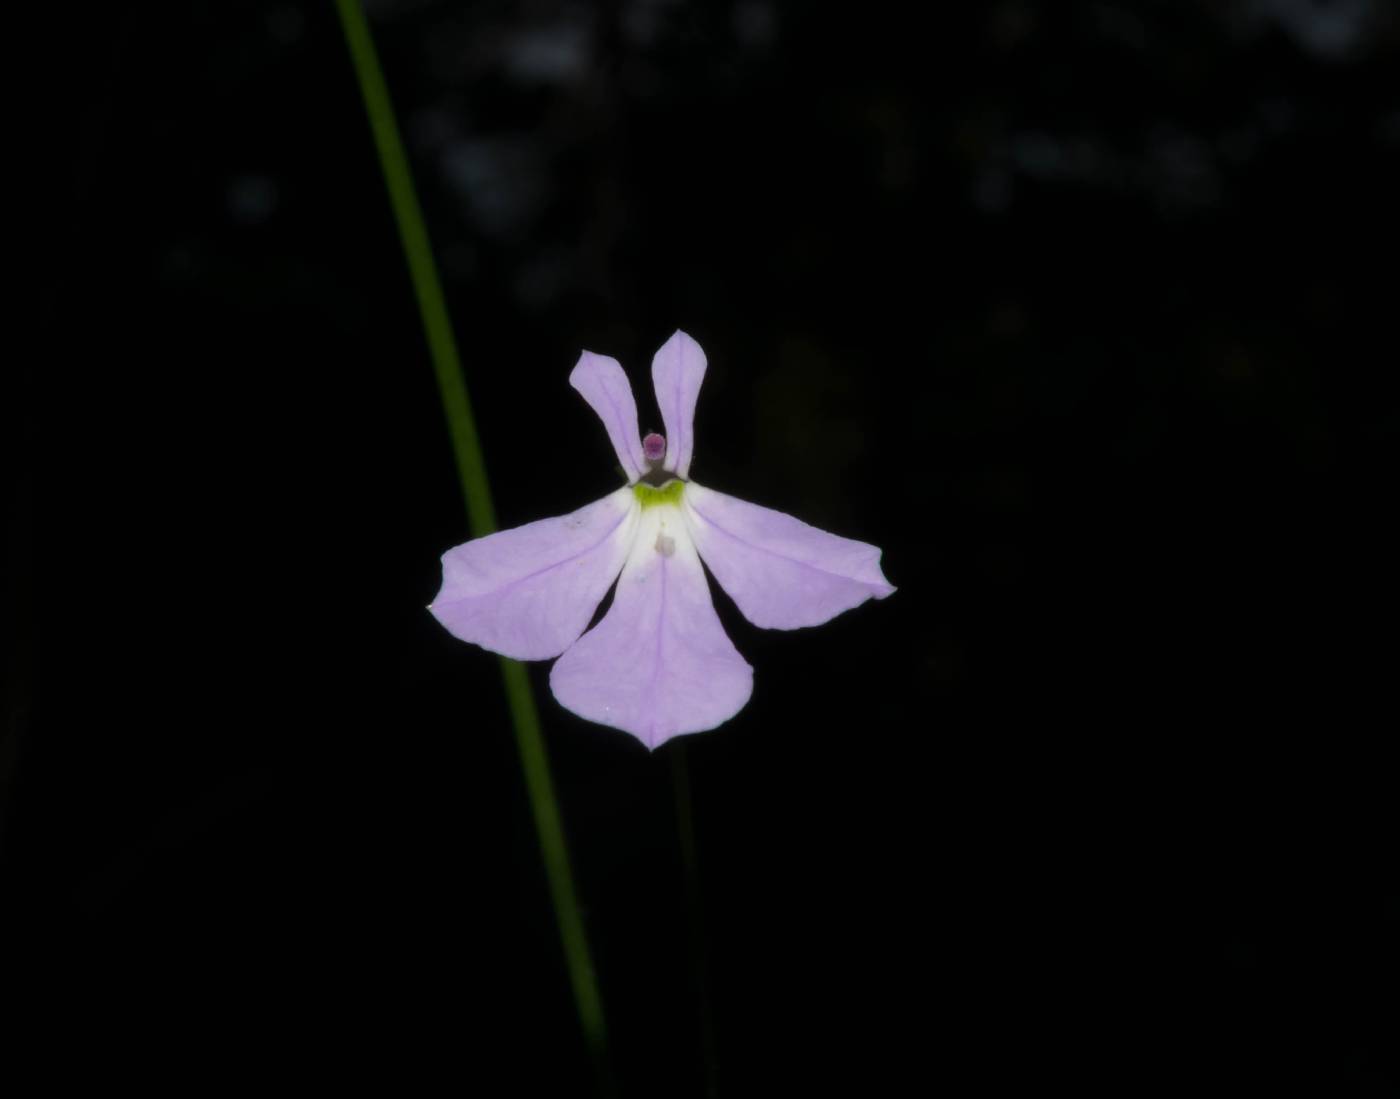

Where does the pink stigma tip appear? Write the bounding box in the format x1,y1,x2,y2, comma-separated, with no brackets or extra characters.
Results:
642,433,666,462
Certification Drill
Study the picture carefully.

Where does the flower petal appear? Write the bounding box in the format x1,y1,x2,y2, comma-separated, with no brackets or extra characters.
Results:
682,482,896,629
570,351,648,483
650,330,707,478
549,501,752,748
429,489,639,661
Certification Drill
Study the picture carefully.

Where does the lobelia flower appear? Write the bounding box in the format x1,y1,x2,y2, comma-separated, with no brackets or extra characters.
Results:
429,331,895,749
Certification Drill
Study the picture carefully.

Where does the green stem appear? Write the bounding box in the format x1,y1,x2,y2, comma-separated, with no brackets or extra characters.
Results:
333,0,610,1082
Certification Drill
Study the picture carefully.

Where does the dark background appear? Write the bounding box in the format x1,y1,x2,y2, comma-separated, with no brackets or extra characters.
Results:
7,1,1397,1093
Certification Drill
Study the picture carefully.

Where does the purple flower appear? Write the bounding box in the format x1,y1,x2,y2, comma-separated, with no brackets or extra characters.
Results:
429,331,895,748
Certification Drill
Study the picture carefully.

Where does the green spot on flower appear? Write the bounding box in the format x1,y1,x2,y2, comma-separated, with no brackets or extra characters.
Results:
634,479,686,509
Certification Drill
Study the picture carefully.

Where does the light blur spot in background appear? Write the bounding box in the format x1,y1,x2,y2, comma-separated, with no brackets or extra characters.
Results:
225,173,279,225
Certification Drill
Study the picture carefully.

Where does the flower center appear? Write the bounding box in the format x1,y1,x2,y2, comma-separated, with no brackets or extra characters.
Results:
634,479,685,509
637,431,679,486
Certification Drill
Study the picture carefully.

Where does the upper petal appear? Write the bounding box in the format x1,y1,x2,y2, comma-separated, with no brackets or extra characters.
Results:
429,489,639,660
650,330,707,478
570,351,648,483
549,502,752,749
682,482,895,630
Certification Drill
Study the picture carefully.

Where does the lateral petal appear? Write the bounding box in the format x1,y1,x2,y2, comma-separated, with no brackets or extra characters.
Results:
650,330,707,478
683,482,895,630
570,351,649,483
549,502,753,748
429,489,639,661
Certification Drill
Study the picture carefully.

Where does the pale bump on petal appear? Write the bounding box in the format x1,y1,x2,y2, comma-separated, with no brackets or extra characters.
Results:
429,489,639,661
570,351,648,483
650,330,707,479
549,504,752,749
682,482,895,630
